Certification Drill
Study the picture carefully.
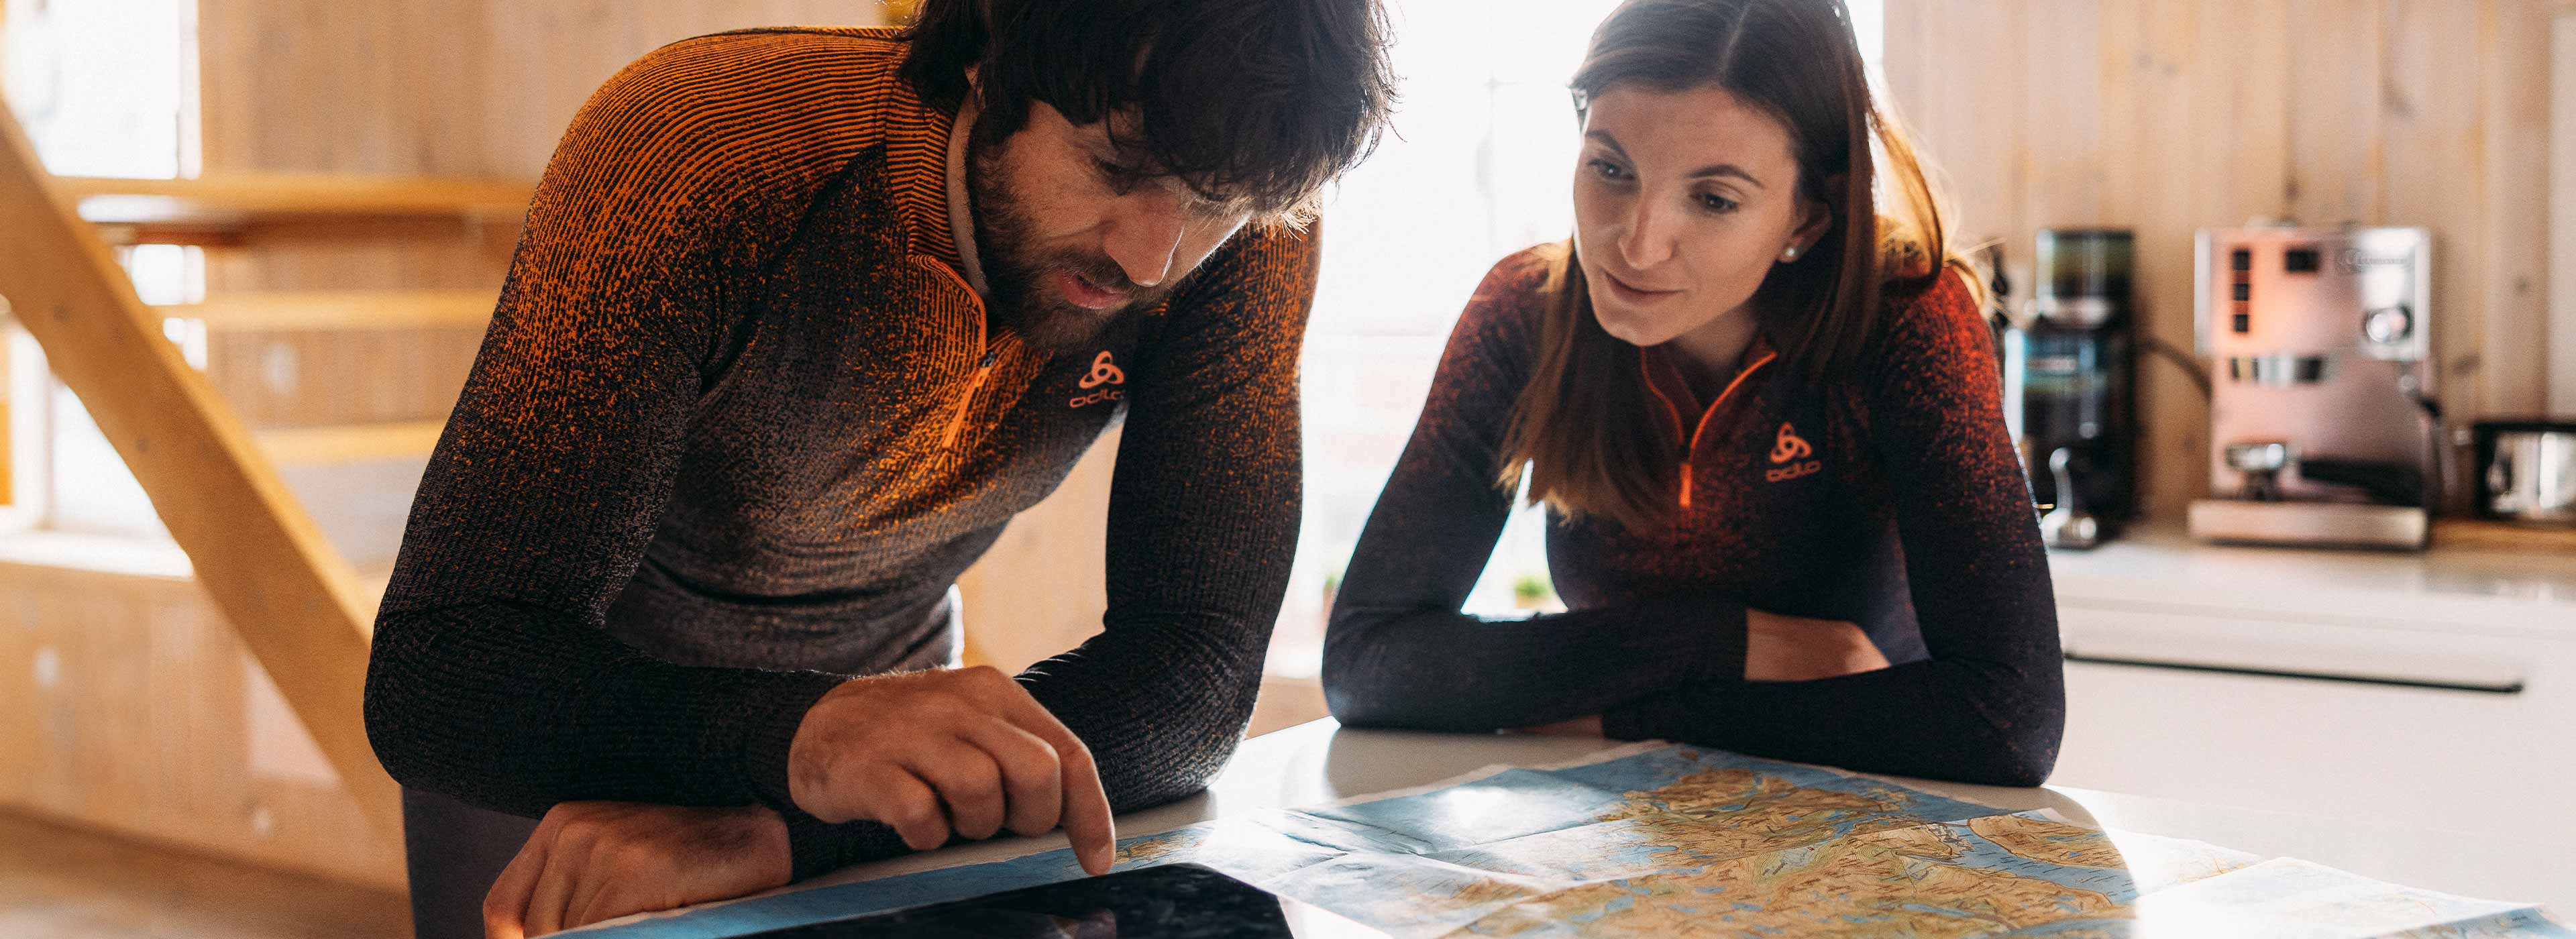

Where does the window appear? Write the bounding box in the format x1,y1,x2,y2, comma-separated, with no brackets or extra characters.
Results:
1,0,200,537
1275,0,1885,675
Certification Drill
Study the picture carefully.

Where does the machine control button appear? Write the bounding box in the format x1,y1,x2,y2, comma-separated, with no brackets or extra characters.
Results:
2363,305,2414,344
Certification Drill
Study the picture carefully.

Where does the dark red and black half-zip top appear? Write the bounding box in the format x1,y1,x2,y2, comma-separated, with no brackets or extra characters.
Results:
1324,245,2064,787
363,26,1316,879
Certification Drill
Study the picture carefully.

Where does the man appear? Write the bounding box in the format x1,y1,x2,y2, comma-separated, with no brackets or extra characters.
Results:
360,1,1396,935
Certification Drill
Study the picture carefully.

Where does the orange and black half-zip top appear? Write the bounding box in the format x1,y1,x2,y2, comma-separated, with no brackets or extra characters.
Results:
1326,246,2063,789
364,27,1320,881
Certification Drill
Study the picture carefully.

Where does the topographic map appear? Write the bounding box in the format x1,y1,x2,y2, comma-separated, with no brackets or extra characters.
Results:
577,743,2569,938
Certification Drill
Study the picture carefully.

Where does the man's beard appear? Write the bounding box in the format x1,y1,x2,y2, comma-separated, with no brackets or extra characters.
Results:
966,122,1178,353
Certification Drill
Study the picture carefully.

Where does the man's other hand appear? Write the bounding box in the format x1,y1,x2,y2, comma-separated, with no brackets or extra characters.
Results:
788,666,1116,875
484,801,789,938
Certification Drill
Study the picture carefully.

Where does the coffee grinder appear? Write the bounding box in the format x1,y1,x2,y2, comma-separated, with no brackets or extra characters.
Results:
2002,228,2139,549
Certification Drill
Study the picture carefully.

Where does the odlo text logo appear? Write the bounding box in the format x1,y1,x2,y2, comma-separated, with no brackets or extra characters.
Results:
1766,423,1820,482
1071,351,1125,408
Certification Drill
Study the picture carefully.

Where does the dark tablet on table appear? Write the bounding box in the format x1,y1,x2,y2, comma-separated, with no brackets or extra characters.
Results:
724,863,1385,938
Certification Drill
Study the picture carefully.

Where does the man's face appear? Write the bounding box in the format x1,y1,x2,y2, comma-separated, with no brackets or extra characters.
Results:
967,101,1252,351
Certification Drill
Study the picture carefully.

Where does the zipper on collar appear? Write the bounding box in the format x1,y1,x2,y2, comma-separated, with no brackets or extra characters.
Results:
938,345,1000,452
1662,349,1778,509
913,255,999,455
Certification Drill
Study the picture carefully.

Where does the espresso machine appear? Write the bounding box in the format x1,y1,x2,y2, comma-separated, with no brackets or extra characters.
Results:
2003,229,2138,549
2188,225,2440,550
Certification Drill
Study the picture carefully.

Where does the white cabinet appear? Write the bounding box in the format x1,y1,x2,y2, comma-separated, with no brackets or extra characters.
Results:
2053,622,2575,842
2041,531,2576,844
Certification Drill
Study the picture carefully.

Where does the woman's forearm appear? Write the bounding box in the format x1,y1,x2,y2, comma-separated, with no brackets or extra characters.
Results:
1322,594,1746,732
1603,651,2063,787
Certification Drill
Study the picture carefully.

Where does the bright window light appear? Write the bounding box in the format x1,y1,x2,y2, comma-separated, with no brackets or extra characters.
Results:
3,0,197,537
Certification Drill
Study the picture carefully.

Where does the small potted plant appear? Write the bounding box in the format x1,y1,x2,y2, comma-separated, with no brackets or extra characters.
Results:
1511,573,1553,612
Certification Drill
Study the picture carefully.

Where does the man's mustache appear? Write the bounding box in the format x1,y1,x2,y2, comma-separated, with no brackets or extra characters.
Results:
1049,254,1140,295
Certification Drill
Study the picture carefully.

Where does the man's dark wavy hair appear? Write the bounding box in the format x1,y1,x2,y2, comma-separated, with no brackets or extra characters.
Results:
900,0,1398,223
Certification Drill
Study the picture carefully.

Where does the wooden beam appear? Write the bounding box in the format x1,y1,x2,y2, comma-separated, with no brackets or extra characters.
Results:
255,420,445,464
0,101,401,841
0,323,11,507
64,175,532,247
158,290,496,333
54,173,532,223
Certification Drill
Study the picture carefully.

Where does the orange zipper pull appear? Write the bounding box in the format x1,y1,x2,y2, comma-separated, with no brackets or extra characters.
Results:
1678,461,1693,508
938,347,1000,451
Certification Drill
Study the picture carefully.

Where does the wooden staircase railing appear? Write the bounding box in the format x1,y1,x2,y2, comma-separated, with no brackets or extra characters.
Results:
57,173,531,247
0,99,532,843
154,288,499,333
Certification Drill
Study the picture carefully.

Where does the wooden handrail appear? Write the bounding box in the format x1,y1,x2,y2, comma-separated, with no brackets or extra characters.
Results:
0,103,402,841
55,172,532,221
56,173,533,246
1,325,12,506
158,290,497,332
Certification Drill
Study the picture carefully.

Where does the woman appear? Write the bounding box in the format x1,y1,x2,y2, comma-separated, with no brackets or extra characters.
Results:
1323,0,2061,786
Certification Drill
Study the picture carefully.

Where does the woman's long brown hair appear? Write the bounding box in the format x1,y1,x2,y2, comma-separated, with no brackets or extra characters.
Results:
1497,0,1978,532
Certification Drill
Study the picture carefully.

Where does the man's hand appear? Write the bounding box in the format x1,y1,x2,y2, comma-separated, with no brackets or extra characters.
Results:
484,801,789,938
1745,609,1892,681
788,666,1116,875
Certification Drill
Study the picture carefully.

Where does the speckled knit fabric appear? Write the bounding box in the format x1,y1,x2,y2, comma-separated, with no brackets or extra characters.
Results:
1325,247,2063,787
364,26,1313,881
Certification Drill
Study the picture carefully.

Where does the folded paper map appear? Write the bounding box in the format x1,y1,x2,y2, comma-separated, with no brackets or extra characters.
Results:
576,742,2569,938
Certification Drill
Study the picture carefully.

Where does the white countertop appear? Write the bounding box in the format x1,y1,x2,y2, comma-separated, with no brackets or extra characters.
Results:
2047,524,2576,641
615,719,2572,934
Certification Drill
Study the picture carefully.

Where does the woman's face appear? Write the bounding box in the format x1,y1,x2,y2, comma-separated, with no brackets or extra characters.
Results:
1571,83,1828,351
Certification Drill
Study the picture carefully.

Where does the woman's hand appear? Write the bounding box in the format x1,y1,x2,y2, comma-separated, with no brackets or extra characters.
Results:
484,801,792,938
1744,610,1891,681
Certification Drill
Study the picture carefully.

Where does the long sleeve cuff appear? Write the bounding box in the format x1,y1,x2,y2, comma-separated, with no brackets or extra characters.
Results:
738,670,850,814
1603,598,1748,742
777,805,916,881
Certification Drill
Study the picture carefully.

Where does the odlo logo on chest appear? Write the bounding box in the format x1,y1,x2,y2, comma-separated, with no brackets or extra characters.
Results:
1071,351,1124,408
1766,422,1821,482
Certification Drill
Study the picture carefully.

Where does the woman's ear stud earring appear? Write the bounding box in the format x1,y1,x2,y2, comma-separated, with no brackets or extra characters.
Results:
1781,245,1801,262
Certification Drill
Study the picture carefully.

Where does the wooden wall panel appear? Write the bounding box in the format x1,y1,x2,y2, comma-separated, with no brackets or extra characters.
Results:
2284,0,2383,227
2018,1,2106,230
203,327,483,429
2380,0,2489,423
0,555,403,891
189,0,890,342
2479,1,2556,419
1884,0,2559,518
2557,9,2576,414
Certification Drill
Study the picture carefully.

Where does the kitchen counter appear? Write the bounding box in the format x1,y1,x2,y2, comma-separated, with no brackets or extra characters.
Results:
2040,522,2576,867
2047,523,2576,641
